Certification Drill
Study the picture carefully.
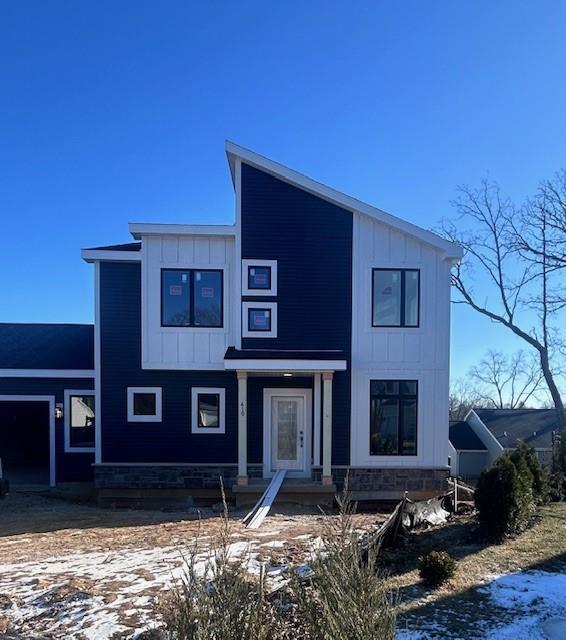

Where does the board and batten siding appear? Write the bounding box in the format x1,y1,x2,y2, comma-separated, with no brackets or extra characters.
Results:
350,212,452,468
141,234,236,370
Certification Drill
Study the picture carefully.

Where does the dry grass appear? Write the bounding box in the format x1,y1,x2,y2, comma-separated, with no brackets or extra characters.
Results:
389,502,566,637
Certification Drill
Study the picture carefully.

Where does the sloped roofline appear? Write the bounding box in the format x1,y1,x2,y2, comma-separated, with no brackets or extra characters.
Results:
225,140,463,260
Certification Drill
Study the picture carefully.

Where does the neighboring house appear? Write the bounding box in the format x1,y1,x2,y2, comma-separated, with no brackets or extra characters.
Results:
0,323,95,486
1,142,463,501
449,408,559,480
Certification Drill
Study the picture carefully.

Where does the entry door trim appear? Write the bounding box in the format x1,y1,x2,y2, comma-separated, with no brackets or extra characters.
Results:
0,395,55,487
263,388,312,479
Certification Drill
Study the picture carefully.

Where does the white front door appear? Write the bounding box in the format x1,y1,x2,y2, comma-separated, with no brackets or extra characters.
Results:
264,389,311,477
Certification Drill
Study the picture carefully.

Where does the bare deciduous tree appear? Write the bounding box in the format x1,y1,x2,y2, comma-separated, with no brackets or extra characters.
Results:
449,378,481,421
442,176,566,428
468,350,545,409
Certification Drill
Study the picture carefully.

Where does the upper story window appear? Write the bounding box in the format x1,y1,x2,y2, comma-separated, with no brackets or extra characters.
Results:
370,380,417,456
372,269,419,327
242,302,277,338
241,259,277,296
161,269,223,327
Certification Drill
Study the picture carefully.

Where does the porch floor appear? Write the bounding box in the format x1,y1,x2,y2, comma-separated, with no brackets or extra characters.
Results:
232,478,337,507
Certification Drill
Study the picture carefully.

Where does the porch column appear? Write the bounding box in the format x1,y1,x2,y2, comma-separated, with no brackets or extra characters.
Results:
237,371,248,485
322,371,333,486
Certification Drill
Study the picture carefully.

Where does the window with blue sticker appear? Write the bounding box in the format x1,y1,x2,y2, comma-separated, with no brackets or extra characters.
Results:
248,308,272,332
248,266,271,290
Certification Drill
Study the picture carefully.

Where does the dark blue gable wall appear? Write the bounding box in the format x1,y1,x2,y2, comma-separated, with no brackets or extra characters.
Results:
0,377,95,482
100,261,238,464
241,164,352,464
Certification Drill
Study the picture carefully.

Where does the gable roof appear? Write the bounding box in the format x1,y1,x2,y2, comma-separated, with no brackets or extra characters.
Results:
449,420,488,451
225,141,463,260
474,409,559,449
0,323,94,370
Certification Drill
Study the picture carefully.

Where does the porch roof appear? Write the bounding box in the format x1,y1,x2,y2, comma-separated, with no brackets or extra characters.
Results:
223,347,347,372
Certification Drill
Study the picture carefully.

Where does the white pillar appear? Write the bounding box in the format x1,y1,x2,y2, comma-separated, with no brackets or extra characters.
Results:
313,373,321,466
322,371,333,485
237,371,248,485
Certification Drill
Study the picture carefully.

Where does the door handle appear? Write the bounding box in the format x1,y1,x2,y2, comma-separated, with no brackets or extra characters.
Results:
300,430,304,448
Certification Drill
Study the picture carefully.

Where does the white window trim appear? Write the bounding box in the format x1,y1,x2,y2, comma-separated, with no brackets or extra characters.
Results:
241,259,277,296
64,389,96,453
127,387,163,422
242,301,278,338
191,387,226,434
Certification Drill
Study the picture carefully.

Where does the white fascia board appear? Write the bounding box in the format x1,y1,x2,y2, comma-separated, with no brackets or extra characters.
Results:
81,250,141,263
129,223,236,239
225,140,462,260
224,359,347,372
0,369,95,378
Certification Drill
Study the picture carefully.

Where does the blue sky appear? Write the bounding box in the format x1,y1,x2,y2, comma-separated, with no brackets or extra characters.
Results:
1,1,565,380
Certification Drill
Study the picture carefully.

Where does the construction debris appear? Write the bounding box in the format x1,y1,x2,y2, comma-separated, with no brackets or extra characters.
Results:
243,470,287,529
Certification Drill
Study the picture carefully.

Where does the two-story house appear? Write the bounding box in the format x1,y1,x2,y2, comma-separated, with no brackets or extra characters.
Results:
0,142,462,503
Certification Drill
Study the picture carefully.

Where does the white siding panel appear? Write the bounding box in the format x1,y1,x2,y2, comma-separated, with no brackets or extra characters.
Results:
351,211,452,468
141,234,235,370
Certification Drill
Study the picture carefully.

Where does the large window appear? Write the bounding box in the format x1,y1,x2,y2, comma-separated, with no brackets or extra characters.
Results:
372,269,419,327
191,387,226,434
64,390,96,452
161,269,223,327
370,380,417,456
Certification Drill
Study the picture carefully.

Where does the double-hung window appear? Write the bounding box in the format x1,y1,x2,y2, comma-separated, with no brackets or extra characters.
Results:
161,269,223,327
370,380,417,456
372,269,420,327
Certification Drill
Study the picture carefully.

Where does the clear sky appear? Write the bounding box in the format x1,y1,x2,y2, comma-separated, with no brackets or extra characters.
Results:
1,1,565,380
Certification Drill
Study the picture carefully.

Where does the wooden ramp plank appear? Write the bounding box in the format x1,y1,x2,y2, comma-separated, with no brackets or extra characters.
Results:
244,470,287,529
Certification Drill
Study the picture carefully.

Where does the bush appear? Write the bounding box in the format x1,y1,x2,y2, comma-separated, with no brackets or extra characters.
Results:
475,453,533,540
511,442,549,504
291,492,396,640
548,472,566,502
417,551,456,587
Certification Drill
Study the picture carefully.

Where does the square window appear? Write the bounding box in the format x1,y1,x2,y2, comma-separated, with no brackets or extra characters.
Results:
127,387,162,422
191,387,225,433
248,266,271,290
64,390,96,452
242,302,277,338
133,393,157,416
248,308,272,332
241,259,277,296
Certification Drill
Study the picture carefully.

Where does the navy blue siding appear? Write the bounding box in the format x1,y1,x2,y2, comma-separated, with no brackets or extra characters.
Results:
100,262,238,464
241,164,352,464
0,377,95,482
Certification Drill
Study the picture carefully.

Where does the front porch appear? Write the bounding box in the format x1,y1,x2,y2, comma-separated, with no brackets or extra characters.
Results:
231,476,337,507
223,347,347,488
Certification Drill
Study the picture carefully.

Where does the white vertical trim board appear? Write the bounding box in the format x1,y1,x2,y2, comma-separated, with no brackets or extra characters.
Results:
191,387,226,434
127,387,163,422
94,261,102,464
313,373,321,466
0,395,56,487
235,158,243,350
64,389,96,453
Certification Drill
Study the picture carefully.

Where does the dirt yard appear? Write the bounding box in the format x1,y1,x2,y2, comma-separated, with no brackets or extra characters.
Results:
0,491,385,639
